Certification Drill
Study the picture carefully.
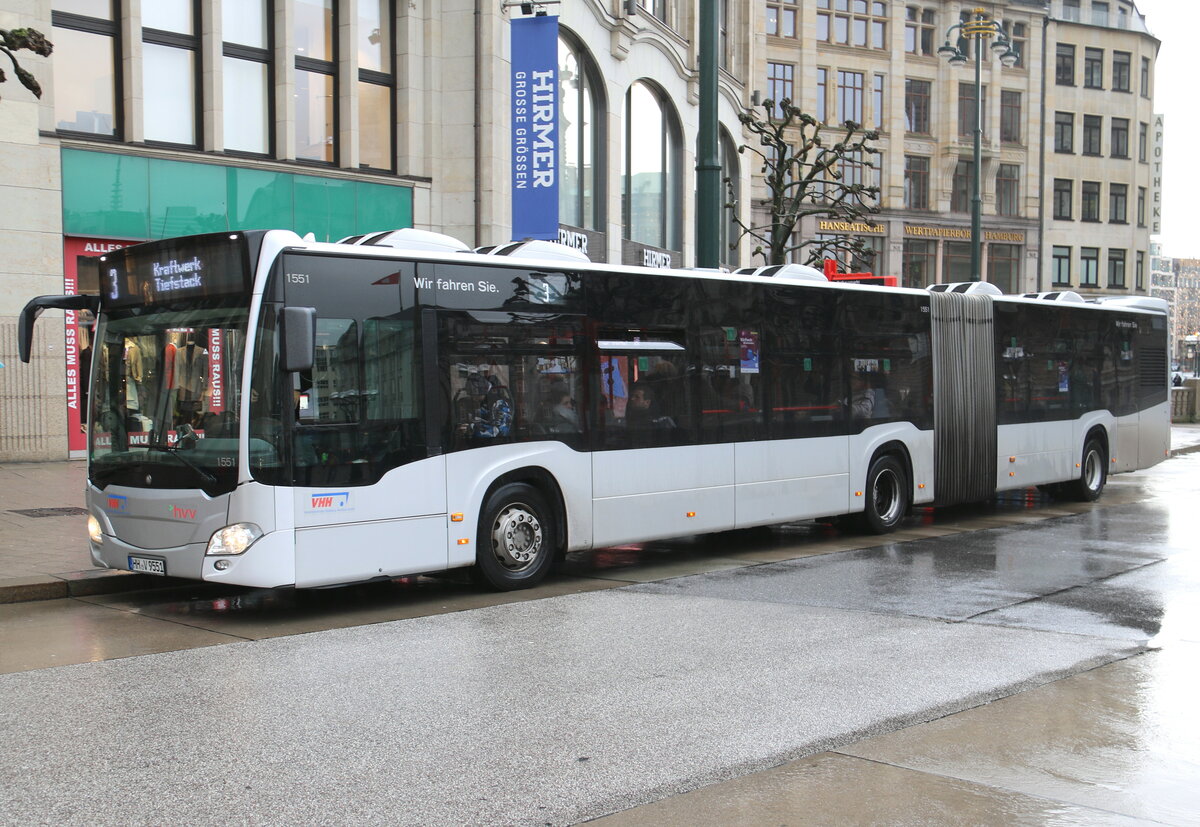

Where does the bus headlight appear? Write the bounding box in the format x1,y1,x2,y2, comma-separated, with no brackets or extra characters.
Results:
206,523,263,556
87,515,103,546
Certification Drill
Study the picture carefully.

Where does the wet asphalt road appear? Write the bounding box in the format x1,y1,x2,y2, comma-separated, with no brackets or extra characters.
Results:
1,454,1198,824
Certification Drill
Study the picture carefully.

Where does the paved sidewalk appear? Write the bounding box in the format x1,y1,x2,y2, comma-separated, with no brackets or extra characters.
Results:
4,423,1200,603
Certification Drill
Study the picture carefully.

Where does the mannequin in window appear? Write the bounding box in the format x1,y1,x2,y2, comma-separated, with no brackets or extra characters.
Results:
174,332,208,425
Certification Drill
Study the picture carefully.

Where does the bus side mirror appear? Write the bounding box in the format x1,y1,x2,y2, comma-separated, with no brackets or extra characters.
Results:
19,294,100,363
279,306,316,373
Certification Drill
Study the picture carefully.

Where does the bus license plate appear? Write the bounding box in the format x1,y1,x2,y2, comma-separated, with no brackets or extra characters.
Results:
128,556,166,576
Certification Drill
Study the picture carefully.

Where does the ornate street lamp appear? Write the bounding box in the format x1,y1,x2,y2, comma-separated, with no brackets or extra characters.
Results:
937,8,1018,281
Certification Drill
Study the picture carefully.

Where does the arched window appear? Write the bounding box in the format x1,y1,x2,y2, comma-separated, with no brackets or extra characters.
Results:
558,32,604,231
719,127,740,267
623,81,681,250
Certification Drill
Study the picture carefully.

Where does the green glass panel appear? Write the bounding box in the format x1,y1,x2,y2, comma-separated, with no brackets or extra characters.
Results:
148,159,228,238
294,175,357,242
355,181,412,235
228,167,294,231
61,149,150,239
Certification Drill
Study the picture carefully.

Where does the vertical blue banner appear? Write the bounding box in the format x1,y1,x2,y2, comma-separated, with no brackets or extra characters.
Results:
510,15,559,241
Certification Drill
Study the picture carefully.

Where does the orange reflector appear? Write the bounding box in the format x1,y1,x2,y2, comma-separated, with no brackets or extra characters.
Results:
451,513,464,522
686,511,696,518
1112,457,1117,463
1009,471,1016,476
918,483,926,489
1009,456,1016,463
1076,463,1081,468
855,491,863,497
457,538,469,545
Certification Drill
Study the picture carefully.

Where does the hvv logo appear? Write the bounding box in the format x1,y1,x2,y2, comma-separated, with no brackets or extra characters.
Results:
307,492,352,513
167,504,197,520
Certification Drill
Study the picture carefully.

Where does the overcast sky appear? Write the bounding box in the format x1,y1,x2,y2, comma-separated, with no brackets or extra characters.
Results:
1130,0,1197,258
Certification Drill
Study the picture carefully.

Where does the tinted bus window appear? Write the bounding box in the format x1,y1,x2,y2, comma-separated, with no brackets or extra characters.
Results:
763,286,843,439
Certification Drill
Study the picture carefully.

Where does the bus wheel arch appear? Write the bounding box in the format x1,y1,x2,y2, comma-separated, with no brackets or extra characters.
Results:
858,442,913,534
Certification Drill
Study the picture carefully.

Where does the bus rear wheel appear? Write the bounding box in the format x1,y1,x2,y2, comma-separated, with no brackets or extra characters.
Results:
1066,439,1107,502
859,455,908,534
472,483,555,591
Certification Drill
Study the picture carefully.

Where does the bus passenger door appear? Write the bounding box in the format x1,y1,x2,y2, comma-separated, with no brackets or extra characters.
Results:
278,252,447,587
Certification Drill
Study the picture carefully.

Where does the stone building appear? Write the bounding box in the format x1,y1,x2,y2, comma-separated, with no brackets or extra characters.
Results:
0,0,752,460
760,0,1158,294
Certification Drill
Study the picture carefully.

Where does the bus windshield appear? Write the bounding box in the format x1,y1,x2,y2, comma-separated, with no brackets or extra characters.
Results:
89,300,248,494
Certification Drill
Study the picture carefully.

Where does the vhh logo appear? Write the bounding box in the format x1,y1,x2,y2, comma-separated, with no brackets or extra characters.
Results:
310,492,350,510
167,504,197,520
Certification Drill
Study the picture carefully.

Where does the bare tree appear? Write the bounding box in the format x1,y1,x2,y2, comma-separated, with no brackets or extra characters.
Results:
729,98,881,268
0,27,52,101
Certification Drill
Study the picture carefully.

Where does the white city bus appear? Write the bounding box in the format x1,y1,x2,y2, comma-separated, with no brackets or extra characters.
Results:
20,229,1170,590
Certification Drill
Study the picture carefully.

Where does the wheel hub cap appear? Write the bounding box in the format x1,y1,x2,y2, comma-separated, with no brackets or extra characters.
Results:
491,505,543,571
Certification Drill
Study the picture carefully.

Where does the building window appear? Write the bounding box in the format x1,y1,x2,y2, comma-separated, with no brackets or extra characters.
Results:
638,0,669,25
1107,249,1126,287
904,78,930,133
1052,246,1072,285
1084,48,1103,89
1112,51,1131,92
624,81,680,250
1056,44,1075,86
52,1,119,137
142,0,199,147
988,244,1019,294
295,0,337,163
1138,186,1146,226
719,129,740,267
838,70,864,123
1062,0,1081,22
559,32,603,231
952,160,971,213
818,0,888,50
1139,122,1148,162
1082,115,1102,155
996,164,1019,217
767,0,797,38
1110,118,1129,158
945,241,972,281
904,155,929,209
905,6,936,56
903,239,936,288
873,74,885,130
1080,247,1099,286
1000,91,1021,143
958,83,986,137
1109,183,1127,223
1141,56,1151,97
1055,112,1074,153
768,62,795,115
816,68,828,123
1136,251,1145,289
1081,181,1101,221
1008,22,1026,69
357,0,395,171
223,0,272,155
1091,1,1109,27
1053,179,1073,220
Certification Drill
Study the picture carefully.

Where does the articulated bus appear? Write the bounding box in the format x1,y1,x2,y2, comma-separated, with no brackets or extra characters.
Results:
20,229,1169,591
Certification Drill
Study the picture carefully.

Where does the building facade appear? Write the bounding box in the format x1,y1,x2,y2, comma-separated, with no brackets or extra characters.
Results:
0,0,754,460
759,0,1158,296
1042,0,1159,296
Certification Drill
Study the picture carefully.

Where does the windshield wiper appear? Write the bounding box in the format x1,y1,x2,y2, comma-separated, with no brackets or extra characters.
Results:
144,441,218,486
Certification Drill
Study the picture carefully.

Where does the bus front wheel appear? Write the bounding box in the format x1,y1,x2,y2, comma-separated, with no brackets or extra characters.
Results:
472,482,555,591
1066,439,1107,502
859,455,909,534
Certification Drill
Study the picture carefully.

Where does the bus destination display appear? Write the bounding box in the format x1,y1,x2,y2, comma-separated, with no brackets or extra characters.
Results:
100,233,251,307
